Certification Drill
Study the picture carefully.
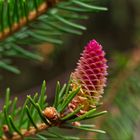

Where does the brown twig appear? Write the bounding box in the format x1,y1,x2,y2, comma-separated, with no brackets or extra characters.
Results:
0,0,60,42
2,123,49,140
1,107,60,140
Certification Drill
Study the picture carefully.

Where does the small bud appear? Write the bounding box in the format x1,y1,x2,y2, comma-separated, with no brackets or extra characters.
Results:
43,107,59,121
3,125,13,139
72,122,81,127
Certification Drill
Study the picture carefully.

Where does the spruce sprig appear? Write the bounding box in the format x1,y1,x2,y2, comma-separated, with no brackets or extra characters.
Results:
0,0,107,74
0,81,107,140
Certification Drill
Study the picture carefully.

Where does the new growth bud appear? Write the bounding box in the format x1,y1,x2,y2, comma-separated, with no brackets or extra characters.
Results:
69,39,108,115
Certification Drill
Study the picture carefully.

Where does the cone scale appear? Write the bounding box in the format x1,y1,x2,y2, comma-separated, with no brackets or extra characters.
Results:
69,39,108,115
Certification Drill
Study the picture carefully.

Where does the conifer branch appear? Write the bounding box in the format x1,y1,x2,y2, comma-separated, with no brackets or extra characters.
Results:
0,39,108,140
0,0,107,74
0,0,60,41
0,81,106,140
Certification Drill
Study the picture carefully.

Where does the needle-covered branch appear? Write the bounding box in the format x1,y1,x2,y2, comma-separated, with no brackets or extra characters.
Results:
0,39,108,140
0,0,107,74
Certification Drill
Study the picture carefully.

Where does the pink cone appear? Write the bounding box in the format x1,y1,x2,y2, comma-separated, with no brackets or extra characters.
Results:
69,39,108,115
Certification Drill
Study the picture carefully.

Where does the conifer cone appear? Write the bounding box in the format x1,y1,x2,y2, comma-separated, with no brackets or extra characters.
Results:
69,39,108,115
